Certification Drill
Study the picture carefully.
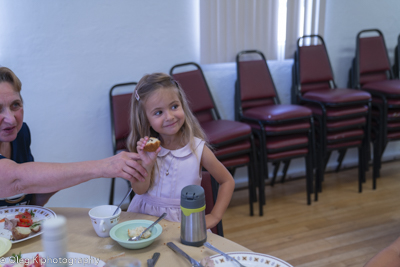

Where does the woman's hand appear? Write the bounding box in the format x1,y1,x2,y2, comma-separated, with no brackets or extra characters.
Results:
100,151,148,183
137,137,161,171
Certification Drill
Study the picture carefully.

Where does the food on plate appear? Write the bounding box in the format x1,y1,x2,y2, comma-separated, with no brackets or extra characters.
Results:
2,253,44,267
143,137,160,152
30,223,41,233
12,227,32,240
127,226,151,239
200,257,215,267
0,210,42,240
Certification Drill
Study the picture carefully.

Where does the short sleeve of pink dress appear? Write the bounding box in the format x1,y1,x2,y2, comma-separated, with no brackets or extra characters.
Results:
127,137,205,222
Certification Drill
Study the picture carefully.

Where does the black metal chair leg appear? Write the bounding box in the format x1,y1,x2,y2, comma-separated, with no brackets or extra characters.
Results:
270,161,280,187
280,160,291,184
335,149,347,172
109,178,116,205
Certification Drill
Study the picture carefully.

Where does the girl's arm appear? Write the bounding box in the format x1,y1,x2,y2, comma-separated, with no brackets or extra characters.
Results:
131,137,161,195
201,146,235,229
364,236,400,267
0,151,148,198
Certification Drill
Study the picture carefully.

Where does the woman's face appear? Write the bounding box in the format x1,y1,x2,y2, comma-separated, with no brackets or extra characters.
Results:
0,82,24,143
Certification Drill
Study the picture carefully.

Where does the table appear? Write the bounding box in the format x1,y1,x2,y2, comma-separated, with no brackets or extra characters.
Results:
5,207,251,266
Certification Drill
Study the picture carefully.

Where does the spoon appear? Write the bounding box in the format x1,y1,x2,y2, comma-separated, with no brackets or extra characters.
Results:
113,188,132,216
128,212,167,241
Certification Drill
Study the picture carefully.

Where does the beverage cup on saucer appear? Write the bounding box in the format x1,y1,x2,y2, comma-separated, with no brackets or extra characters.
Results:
88,205,121,238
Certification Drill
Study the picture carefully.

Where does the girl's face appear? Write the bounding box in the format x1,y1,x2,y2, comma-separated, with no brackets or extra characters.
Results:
144,87,185,139
0,82,24,143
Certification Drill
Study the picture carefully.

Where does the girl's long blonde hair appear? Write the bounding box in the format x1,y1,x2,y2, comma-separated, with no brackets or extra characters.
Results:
127,73,207,186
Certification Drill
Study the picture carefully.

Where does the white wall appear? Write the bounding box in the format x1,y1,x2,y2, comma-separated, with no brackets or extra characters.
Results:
2,0,399,208
0,1,199,208
324,0,400,161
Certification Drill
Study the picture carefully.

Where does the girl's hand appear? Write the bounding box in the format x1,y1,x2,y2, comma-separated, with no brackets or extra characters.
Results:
205,213,220,230
137,137,161,170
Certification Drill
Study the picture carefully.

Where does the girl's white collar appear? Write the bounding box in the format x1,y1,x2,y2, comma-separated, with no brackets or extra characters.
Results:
157,137,202,158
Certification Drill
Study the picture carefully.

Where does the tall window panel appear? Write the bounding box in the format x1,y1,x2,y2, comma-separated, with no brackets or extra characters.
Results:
200,0,326,64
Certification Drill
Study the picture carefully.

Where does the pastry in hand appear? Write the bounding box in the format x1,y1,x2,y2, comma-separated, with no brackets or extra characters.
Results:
143,137,161,152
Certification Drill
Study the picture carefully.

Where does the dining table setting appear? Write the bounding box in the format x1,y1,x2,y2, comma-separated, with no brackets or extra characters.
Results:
0,205,293,267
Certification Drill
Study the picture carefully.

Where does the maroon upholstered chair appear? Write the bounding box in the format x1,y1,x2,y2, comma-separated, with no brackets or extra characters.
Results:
170,62,258,216
393,34,400,79
236,50,315,210
349,29,400,186
293,35,371,193
109,82,136,205
201,171,223,236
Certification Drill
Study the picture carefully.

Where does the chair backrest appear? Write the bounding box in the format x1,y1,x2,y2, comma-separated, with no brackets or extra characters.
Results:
394,35,400,79
109,82,136,154
295,35,334,94
356,29,393,86
170,62,220,123
201,171,223,237
235,50,278,119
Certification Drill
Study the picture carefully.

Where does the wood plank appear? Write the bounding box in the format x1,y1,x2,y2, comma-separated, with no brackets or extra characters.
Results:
223,160,400,267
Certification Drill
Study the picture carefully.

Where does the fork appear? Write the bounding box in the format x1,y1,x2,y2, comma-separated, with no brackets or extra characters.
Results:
204,242,246,267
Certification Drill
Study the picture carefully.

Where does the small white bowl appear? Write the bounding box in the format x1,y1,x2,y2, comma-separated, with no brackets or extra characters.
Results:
109,220,162,249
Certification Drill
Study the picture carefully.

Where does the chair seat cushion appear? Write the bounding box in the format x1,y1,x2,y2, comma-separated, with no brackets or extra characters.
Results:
213,140,251,158
326,129,364,142
363,80,400,95
387,131,400,140
327,140,362,149
265,135,308,151
116,139,128,151
243,104,312,122
388,121,400,130
303,88,371,104
201,120,251,145
247,121,310,134
219,155,250,168
266,148,308,160
372,108,400,121
315,117,366,130
305,104,368,119
372,96,400,106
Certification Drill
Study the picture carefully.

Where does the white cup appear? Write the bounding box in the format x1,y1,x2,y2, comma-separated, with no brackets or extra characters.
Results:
89,205,121,238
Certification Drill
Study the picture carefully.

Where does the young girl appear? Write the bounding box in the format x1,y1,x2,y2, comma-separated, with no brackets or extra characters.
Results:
127,73,235,230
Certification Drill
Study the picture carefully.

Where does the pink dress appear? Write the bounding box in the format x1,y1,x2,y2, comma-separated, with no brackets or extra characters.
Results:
127,137,205,222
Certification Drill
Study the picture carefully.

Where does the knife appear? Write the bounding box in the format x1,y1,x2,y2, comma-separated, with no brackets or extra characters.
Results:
147,252,160,267
167,242,204,267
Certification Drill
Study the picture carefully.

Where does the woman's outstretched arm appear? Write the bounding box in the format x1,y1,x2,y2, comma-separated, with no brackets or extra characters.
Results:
0,151,148,198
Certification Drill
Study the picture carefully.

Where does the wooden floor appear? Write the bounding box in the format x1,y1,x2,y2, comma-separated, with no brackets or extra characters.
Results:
223,160,400,267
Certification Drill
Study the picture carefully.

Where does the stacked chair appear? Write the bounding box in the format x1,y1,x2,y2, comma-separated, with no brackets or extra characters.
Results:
109,82,137,205
393,34,400,79
292,35,371,193
170,63,258,216
201,171,223,236
235,50,315,211
349,29,400,185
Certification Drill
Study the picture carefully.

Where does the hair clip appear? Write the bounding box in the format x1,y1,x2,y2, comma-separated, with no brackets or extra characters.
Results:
135,89,140,101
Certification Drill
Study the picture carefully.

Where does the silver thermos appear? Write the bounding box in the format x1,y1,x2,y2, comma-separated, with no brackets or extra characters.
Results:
180,185,207,247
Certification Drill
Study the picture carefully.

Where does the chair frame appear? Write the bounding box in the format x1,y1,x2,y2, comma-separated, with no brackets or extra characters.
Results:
109,82,137,205
201,171,224,236
350,29,400,184
236,50,315,210
170,62,258,216
293,35,371,193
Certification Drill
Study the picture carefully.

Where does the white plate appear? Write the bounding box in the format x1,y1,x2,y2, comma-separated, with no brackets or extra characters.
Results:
0,237,11,257
0,205,57,243
209,252,293,267
1,252,105,267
